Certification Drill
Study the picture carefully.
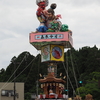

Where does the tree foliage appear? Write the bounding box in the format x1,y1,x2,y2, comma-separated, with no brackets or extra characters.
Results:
0,46,100,100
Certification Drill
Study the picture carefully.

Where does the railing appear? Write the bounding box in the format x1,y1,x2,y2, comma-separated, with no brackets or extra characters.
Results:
38,94,68,99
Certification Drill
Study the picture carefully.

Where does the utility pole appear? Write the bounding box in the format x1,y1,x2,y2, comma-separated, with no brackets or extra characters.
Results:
36,80,38,96
11,56,16,100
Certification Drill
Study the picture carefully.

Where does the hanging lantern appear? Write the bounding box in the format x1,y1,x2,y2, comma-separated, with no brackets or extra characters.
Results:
63,76,66,79
41,84,43,88
39,73,42,77
43,83,45,87
53,83,55,86
50,83,52,86
60,73,62,76
56,83,58,86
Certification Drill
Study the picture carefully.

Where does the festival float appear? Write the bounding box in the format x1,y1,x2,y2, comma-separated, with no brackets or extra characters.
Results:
29,0,73,99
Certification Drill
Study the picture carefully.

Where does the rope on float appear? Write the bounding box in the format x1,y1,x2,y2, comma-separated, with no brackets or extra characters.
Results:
62,47,77,96
69,48,80,96
62,61,77,96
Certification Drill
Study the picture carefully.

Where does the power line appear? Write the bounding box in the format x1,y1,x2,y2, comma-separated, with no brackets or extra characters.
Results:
0,53,39,90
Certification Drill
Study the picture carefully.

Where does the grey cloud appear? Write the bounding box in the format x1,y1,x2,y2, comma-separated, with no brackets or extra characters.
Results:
0,0,100,69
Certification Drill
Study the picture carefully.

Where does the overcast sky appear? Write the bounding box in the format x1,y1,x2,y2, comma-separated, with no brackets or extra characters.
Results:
0,0,100,69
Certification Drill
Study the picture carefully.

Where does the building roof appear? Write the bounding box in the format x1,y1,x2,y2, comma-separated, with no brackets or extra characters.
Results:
39,73,66,83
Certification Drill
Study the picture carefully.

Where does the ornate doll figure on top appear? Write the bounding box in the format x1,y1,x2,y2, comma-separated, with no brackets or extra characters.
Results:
36,0,49,32
46,3,62,32
36,0,71,34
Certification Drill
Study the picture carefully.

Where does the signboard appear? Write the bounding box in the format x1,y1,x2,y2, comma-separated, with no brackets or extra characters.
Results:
29,32,73,50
